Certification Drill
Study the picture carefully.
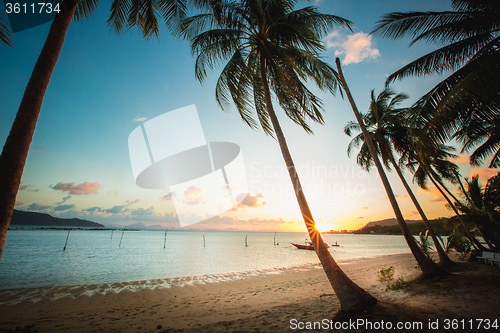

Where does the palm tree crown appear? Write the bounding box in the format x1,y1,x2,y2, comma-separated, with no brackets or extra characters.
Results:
182,0,353,135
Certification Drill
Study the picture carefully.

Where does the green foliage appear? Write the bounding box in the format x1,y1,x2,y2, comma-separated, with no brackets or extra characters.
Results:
440,232,471,260
377,267,394,283
415,230,432,258
377,267,405,290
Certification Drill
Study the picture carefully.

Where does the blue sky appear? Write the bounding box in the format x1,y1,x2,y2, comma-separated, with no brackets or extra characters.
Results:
1,0,497,231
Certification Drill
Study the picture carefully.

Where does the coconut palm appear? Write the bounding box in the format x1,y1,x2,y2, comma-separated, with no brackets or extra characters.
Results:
1,16,12,46
344,88,452,265
182,0,378,312
0,0,191,259
335,59,441,277
371,0,500,167
401,128,489,251
454,173,500,249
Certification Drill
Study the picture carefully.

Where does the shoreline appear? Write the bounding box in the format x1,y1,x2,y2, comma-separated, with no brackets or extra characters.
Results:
1,252,498,332
0,253,425,332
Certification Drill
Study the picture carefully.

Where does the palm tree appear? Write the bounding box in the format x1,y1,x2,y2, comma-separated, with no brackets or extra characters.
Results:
0,0,191,259
455,173,500,249
182,0,377,312
401,129,489,251
371,0,500,167
335,58,441,277
1,16,12,46
344,88,452,266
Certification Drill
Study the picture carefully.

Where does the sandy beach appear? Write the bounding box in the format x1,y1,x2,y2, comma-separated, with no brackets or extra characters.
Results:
0,252,499,333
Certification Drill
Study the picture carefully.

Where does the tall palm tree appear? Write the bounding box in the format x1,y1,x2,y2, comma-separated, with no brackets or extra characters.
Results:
0,0,191,259
183,0,377,312
1,16,12,46
345,88,452,265
335,59,441,277
371,0,500,167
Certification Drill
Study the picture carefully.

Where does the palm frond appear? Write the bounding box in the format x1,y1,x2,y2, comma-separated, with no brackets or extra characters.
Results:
0,16,12,47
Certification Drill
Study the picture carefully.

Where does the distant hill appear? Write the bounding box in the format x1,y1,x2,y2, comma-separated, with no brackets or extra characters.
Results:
363,218,422,228
10,210,105,228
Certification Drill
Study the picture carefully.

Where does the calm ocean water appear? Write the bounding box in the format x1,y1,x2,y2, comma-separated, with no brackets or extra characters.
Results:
0,228,410,290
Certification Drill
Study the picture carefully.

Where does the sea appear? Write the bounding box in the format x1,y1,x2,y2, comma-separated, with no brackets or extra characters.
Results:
0,228,410,290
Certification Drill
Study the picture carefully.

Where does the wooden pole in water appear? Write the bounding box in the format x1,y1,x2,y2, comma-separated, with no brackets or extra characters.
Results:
111,230,113,240
119,226,126,247
164,229,168,249
203,235,205,247
274,231,276,246
63,230,70,251
245,235,248,247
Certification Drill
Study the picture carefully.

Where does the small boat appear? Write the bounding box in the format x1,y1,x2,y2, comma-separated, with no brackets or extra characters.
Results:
291,242,329,250
291,243,315,250
331,241,340,247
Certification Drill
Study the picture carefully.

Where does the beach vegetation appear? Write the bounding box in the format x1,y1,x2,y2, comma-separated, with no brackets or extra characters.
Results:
415,230,433,259
439,232,472,260
454,173,500,249
377,267,405,290
181,0,378,312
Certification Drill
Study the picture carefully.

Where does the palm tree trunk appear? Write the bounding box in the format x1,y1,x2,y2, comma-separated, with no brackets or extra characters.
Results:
432,172,494,250
335,58,440,277
0,0,78,259
386,153,452,265
259,57,377,313
425,170,487,251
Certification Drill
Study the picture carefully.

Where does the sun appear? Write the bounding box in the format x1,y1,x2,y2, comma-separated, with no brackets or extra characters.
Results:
315,218,331,233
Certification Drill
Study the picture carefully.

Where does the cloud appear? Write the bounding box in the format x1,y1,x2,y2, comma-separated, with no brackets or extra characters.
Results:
51,181,101,195
19,184,39,192
26,203,52,212
130,207,155,216
126,198,141,205
14,201,23,207
418,186,446,203
469,168,499,182
324,31,380,65
355,216,364,219
230,193,266,211
133,116,147,122
105,205,127,214
31,146,44,153
54,204,76,211
361,207,368,210
160,193,176,201
57,195,72,204
184,186,204,205
83,206,103,212
450,154,470,165
107,191,118,195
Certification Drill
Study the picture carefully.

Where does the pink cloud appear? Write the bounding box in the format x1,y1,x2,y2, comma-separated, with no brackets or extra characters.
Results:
469,168,499,182
184,186,204,205
51,181,101,195
450,154,470,165
325,31,380,65
126,198,141,205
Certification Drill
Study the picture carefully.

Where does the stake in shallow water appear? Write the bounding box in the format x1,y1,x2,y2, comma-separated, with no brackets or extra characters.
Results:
164,229,168,249
245,235,248,247
203,235,205,247
111,230,113,240
119,227,126,247
63,230,70,251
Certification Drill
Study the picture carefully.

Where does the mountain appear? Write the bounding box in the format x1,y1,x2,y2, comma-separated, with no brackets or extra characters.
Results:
363,218,422,228
10,210,105,228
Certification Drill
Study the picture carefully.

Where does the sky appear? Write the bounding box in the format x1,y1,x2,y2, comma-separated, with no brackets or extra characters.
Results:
1,0,498,232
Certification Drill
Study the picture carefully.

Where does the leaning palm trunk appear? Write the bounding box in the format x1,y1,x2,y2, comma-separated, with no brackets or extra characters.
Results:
386,153,452,265
259,59,377,312
426,170,487,251
336,58,440,277
432,172,495,250
0,0,78,259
